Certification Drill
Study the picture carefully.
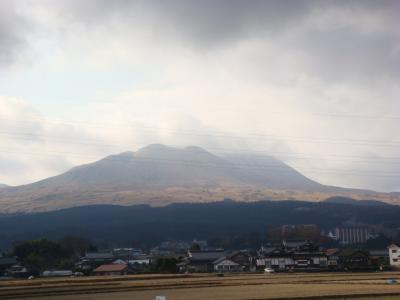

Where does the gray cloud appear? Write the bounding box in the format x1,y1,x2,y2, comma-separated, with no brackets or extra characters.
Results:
0,1,31,67
42,0,400,83
299,24,400,83
4,0,400,79
49,0,310,47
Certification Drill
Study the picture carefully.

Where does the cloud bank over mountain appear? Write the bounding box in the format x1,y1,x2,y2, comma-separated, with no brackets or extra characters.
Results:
0,1,399,191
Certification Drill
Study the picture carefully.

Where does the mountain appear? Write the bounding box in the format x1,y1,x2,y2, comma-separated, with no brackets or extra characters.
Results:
0,144,398,213
31,144,323,189
0,184,8,189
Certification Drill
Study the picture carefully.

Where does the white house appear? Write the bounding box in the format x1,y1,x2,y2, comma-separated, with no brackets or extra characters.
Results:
213,257,242,272
388,244,400,269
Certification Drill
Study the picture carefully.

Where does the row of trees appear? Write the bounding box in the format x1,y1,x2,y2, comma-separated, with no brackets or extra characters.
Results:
9,236,97,270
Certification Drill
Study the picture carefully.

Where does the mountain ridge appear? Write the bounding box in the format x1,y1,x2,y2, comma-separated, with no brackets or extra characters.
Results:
0,144,399,213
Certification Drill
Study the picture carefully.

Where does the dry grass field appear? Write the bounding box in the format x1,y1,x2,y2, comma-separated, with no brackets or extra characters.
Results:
2,272,400,300
3,185,400,213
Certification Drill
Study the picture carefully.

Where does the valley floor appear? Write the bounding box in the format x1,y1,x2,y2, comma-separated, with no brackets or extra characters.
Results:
2,272,400,300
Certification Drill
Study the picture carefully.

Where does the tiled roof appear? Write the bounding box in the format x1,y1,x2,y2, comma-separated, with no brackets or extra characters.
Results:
370,250,389,256
85,252,114,259
94,264,127,272
325,248,340,256
339,249,369,257
213,257,240,265
189,250,225,261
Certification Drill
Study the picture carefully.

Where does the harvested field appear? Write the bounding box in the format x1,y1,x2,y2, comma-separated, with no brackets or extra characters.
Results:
2,272,400,300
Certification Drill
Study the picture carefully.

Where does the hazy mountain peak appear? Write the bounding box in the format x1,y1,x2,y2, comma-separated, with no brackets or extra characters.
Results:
137,143,171,152
135,144,219,162
185,146,208,153
102,151,135,160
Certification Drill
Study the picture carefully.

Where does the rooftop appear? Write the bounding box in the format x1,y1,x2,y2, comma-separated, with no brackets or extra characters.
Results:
189,250,226,261
94,264,128,272
85,252,114,259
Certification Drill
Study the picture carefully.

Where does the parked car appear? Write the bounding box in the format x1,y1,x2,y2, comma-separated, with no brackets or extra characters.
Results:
264,267,275,273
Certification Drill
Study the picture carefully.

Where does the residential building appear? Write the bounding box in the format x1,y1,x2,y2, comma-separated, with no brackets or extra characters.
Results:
93,264,129,276
257,241,328,271
388,244,400,270
325,248,340,269
112,259,127,265
228,251,252,270
292,242,328,270
112,248,145,259
370,249,390,269
338,249,371,271
83,251,114,264
211,251,252,273
128,258,150,265
178,250,225,273
151,241,190,257
258,247,294,271
112,248,133,259
5,264,30,278
0,256,18,274
75,251,115,272
213,257,242,272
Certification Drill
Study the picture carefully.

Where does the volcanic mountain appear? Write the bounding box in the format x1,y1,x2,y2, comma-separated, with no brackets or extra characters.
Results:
0,144,397,213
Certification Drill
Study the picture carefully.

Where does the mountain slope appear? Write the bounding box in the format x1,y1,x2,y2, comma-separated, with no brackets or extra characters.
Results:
0,145,398,213
222,153,324,190
33,144,324,190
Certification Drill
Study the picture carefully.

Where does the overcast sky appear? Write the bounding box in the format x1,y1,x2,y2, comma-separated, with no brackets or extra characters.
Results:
0,0,399,191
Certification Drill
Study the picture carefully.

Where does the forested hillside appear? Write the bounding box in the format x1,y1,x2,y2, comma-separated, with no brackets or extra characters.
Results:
0,200,398,250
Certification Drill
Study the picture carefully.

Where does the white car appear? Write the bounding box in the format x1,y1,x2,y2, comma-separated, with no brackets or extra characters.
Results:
264,267,275,273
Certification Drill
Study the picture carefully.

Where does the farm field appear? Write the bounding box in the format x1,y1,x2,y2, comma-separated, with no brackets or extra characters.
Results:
2,272,400,300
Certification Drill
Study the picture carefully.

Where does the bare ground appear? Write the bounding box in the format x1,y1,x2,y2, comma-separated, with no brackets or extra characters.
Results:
2,272,400,300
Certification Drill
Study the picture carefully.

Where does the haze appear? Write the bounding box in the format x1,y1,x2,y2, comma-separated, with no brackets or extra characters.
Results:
0,0,399,192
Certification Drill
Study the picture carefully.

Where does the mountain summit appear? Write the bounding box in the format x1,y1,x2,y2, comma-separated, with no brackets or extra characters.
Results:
0,145,395,213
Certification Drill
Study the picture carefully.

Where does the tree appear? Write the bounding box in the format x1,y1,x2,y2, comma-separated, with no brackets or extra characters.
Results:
11,236,96,271
12,238,68,269
153,258,179,273
59,235,96,257
190,243,201,251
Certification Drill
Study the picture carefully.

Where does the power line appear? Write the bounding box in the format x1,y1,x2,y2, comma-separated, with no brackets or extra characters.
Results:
1,116,400,146
1,130,400,162
2,141,400,164
0,147,399,178
1,127,400,150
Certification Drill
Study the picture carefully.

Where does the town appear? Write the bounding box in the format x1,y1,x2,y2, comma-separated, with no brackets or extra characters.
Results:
1,224,400,279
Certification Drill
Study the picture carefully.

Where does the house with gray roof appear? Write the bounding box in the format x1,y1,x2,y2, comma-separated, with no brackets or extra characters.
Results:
178,250,225,273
